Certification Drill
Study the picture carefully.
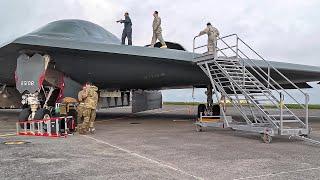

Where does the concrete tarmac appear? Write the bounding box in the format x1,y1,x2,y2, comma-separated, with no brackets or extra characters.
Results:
0,105,320,180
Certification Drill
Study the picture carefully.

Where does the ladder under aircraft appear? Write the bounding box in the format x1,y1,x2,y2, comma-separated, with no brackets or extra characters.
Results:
193,34,310,142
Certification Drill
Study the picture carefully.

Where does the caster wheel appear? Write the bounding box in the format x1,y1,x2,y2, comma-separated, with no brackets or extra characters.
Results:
262,133,272,144
196,125,203,132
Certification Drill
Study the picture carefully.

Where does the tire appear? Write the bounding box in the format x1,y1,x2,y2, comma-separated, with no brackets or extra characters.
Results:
19,108,31,121
18,108,31,129
34,108,51,133
197,104,206,118
34,108,51,120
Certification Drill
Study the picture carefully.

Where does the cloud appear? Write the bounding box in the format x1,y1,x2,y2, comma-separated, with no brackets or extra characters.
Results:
2,0,320,64
0,0,319,103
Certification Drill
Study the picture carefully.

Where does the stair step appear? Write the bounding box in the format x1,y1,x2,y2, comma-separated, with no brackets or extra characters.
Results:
229,93,266,96
241,88,266,91
223,67,244,70
219,80,232,83
217,62,238,66
268,114,295,117
244,90,269,93
241,86,266,89
252,99,271,101
227,72,251,75
233,79,259,82
230,75,255,78
232,98,271,102
219,64,241,68
224,69,243,72
213,77,229,80
248,93,268,96
273,120,300,123
263,109,291,112
216,60,239,63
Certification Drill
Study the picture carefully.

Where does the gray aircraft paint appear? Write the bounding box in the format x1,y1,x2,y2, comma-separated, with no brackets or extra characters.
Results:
1,19,320,90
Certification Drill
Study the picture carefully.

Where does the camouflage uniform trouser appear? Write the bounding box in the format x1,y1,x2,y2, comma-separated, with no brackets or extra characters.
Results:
79,108,96,132
77,104,85,125
151,32,166,47
207,39,217,58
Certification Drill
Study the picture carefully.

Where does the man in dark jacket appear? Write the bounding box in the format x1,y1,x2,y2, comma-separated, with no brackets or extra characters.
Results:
117,12,132,45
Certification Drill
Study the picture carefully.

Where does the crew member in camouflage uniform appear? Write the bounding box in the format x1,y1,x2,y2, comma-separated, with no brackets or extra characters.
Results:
151,11,167,48
77,86,87,127
197,22,220,57
117,12,132,45
87,85,98,133
78,83,99,134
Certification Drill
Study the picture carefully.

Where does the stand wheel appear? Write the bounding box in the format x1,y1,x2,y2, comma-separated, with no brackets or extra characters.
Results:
261,133,272,144
301,134,309,138
195,125,203,132
197,104,206,118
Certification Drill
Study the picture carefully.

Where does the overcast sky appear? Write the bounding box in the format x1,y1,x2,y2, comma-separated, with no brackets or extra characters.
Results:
1,0,320,103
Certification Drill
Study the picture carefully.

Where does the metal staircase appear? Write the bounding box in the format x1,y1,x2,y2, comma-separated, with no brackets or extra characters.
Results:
193,34,310,140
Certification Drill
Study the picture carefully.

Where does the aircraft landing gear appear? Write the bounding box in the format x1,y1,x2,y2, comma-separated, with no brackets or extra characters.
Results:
20,86,57,121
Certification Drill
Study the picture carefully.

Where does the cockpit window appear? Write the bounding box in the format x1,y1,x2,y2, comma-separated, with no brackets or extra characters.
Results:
35,22,84,36
82,25,104,39
30,20,121,44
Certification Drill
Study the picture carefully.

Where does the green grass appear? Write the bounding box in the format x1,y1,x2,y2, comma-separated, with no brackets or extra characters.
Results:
163,102,320,109
270,104,320,110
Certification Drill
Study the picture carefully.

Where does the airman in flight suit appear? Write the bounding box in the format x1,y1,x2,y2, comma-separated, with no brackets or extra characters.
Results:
117,12,132,45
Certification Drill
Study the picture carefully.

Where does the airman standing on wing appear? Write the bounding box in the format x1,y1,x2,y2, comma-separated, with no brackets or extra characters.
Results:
151,11,167,48
197,22,220,57
117,12,132,45
78,83,99,134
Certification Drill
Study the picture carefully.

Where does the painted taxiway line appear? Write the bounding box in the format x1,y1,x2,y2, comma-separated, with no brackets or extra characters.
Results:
234,166,320,179
84,135,203,180
0,133,17,137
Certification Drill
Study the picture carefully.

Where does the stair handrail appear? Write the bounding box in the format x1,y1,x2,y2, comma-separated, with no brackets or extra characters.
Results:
217,36,308,126
193,34,308,110
218,35,307,110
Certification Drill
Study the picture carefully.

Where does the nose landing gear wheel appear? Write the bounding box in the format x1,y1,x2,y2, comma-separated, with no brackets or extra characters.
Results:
34,108,51,131
18,108,31,129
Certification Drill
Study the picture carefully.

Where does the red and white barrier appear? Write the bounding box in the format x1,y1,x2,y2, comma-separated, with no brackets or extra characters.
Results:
16,116,74,138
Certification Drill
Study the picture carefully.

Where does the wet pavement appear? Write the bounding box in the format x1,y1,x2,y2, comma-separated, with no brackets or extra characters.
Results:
0,105,320,180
